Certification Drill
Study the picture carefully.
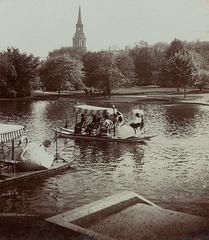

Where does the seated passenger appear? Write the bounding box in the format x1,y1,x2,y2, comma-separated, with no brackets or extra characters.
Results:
85,115,98,135
100,115,113,135
91,117,101,135
74,114,86,134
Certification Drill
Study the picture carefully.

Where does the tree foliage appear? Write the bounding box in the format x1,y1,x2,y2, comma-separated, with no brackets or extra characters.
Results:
48,47,85,60
1,39,209,98
186,41,209,70
115,53,136,86
83,51,135,96
151,42,169,85
95,51,124,96
129,43,153,85
159,39,196,89
193,69,209,91
162,49,197,90
83,51,99,88
0,48,39,97
39,56,84,93
0,57,17,97
165,38,184,58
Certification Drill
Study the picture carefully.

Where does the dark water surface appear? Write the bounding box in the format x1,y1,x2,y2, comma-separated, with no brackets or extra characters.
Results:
0,99,209,218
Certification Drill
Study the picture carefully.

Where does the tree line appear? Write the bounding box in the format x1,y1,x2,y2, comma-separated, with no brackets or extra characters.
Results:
0,39,209,98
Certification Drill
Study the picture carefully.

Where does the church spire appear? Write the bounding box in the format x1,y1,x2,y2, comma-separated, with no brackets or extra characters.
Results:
72,5,86,52
77,5,82,24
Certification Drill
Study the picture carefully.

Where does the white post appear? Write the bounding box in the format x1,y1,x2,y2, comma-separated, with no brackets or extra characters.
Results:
112,105,116,137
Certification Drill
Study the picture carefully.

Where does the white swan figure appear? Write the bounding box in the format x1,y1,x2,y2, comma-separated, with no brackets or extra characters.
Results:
20,136,54,171
117,109,144,139
117,125,143,139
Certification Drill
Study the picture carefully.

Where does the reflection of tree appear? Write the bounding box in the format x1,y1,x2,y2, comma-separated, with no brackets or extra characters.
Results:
112,147,145,186
0,185,38,214
45,100,76,128
0,101,32,120
113,156,137,185
113,142,145,166
71,140,146,193
74,139,145,169
74,139,116,164
0,180,59,215
164,104,201,137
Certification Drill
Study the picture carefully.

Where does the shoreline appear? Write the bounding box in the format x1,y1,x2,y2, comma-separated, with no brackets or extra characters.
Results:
0,88,209,105
0,95,208,105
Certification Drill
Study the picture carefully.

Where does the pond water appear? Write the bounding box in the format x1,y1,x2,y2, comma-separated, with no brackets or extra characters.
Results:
0,99,209,218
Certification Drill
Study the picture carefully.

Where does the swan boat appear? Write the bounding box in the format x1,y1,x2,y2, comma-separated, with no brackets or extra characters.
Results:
0,123,26,164
0,123,53,171
0,123,72,187
53,104,155,143
0,161,72,188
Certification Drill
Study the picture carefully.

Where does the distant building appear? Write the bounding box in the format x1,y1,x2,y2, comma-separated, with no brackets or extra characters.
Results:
72,6,87,52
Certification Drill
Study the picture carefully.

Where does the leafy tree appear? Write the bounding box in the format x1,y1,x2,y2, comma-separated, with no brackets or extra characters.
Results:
160,39,188,89
186,40,209,70
151,42,169,85
166,38,184,58
0,48,39,97
190,50,206,70
83,51,99,88
162,49,197,95
193,69,209,91
39,56,84,95
129,43,153,85
94,51,124,97
115,53,136,86
48,47,85,60
83,51,133,97
30,76,42,90
0,57,17,97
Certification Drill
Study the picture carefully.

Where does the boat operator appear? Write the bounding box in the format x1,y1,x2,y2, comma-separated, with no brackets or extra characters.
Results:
129,113,144,134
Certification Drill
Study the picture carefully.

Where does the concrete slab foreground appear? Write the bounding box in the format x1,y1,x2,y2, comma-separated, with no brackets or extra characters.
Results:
46,191,209,240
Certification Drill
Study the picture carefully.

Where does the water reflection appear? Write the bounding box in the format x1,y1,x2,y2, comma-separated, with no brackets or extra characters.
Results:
0,101,32,124
29,101,49,141
164,104,202,138
75,139,114,163
0,100,209,217
113,148,144,187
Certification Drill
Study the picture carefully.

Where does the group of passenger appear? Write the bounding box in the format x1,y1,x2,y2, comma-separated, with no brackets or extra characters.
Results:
74,110,145,136
74,113,114,136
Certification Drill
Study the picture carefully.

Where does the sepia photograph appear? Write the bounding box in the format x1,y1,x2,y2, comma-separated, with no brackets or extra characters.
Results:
0,0,209,239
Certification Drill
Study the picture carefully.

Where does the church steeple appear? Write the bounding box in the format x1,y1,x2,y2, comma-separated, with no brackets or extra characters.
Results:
73,6,86,52
77,5,82,25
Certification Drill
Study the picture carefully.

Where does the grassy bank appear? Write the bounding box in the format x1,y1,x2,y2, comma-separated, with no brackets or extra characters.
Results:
31,87,204,103
0,87,207,103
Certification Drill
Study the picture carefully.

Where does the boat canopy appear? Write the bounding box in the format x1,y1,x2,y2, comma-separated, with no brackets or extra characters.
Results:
0,124,25,143
74,104,118,115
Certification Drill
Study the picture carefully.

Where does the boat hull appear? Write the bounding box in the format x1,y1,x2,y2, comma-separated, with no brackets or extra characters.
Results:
53,128,155,143
0,162,72,189
19,160,51,171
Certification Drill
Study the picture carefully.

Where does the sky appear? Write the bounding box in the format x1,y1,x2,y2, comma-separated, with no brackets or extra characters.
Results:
0,0,209,57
